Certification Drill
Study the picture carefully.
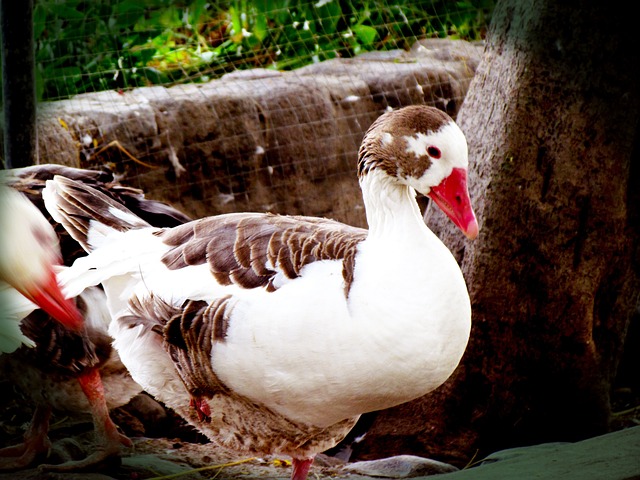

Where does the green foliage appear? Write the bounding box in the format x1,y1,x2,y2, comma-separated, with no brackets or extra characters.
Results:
33,0,494,101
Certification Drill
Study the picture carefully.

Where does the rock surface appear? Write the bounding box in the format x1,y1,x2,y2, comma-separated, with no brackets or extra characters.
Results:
344,455,459,477
428,425,640,480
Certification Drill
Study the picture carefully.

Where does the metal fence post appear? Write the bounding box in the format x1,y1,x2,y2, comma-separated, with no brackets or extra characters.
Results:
1,0,36,169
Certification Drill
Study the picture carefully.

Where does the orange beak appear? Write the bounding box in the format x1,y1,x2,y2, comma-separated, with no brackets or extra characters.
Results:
427,167,479,240
16,267,84,331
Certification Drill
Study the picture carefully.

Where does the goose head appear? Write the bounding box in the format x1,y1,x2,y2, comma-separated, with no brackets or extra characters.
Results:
358,105,479,239
0,186,84,330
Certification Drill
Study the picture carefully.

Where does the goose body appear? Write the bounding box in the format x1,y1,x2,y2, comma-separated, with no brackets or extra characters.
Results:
46,105,479,480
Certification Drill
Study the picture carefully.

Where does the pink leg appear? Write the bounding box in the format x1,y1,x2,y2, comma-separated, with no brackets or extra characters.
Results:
40,367,131,471
291,457,315,480
0,405,52,470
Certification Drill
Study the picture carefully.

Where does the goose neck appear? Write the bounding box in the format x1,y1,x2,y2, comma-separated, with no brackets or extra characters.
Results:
359,170,426,238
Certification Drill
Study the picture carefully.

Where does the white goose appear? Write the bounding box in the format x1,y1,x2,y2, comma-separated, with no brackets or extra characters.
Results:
45,105,479,480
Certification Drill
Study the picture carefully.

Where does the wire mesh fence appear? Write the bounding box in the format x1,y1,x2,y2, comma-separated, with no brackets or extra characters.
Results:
32,0,492,101
3,0,494,226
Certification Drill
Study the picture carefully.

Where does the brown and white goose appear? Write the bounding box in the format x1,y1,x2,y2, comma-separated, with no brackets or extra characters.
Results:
0,164,191,471
45,105,479,480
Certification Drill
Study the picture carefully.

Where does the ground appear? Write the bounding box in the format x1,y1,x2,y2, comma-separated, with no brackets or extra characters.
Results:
0,380,639,480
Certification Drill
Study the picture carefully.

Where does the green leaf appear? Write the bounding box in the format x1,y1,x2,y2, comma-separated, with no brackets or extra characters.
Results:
316,0,341,35
33,4,47,40
226,6,238,37
189,0,209,25
113,1,146,15
49,4,85,20
112,1,146,29
352,24,378,45
34,65,45,101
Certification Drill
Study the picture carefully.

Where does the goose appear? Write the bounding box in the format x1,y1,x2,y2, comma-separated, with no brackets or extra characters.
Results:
0,164,191,471
45,105,479,480
0,181,113,471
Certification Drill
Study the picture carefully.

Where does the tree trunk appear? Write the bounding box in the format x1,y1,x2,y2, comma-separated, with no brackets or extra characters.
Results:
353,0,640,464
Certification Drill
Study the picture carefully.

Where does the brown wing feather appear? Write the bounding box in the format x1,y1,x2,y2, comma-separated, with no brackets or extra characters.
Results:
128,294,233,399
159,213,368,295
4,164,191,263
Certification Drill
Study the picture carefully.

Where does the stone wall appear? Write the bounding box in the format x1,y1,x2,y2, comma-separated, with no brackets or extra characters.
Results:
34,38,482,228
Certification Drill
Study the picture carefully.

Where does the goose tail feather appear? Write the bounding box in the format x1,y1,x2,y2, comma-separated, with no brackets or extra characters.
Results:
43,175,151,253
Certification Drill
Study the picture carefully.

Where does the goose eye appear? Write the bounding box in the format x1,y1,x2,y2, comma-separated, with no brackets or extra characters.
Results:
427,146,441,159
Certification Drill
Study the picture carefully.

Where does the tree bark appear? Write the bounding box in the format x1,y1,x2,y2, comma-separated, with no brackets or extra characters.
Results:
354,0,640,464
